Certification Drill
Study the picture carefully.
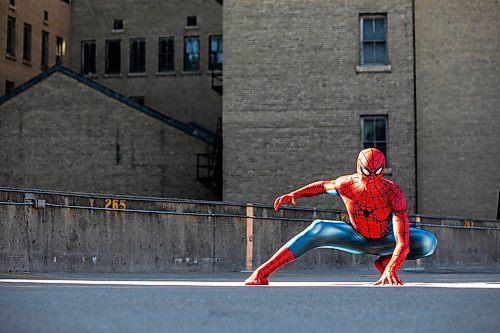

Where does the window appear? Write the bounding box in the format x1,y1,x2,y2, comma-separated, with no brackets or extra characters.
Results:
9,0,15,7
158,37,174,72
6,16,15,57
360,15,387,65
209,35,223,71
184,36,199,71
56,36,63,65
23,23,31,62
106,39,121,74
81,40,96,75
113,19,123,31
5,80,15,94
187,16,197,27
44,11,49,22
129,39,145,73
361,117,388,159
41,31,49,69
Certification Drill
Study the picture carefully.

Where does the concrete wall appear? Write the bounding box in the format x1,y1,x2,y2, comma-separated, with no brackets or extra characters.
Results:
223,0,416,212
0,71,215,199
1,189,498,273
0,0,71,94
69,0,222,131
415,0,500,219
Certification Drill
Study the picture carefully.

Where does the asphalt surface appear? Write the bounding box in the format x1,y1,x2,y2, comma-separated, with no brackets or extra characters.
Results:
0,271,499,333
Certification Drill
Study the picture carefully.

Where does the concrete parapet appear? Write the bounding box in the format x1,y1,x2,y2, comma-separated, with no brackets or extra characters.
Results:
0,188,498,273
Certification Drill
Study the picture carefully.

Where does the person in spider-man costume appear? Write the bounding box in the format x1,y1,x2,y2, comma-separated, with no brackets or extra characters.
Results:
245,148,437,286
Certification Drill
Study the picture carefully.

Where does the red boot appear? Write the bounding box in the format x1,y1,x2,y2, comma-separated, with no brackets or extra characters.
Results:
374,255,391,274
245,247,296,285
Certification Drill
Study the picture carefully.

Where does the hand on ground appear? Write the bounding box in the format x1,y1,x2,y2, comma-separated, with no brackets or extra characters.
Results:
374,269,404,286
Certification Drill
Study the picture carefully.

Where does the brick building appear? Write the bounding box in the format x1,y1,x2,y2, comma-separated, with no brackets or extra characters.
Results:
0,0,71,94
69,0,223,131
415,0,500,219
1,1,498,218
0,66,216,199
223,0,499,219
223,0,417,212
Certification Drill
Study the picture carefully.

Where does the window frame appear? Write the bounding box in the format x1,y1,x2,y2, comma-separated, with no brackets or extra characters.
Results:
23,23,32,62
6,16,16,57
129,38,146,74
360,116,389,166
41,31,49,69
113,19,124,32
208,34,223,72
81,40,97,75
359,14,389,67
186,16,198,27
5,80,15,94
158,36,175,73
56,36,63,65
105,39,121,75
183,36,200,72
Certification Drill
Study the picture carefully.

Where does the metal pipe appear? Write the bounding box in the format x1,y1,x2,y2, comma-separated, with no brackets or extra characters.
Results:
1,200,498,230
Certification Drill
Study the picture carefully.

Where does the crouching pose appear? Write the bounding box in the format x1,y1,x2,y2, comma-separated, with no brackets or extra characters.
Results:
245,148,437,286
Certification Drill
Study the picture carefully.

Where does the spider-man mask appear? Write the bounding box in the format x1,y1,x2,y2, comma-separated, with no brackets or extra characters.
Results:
357,148,385,185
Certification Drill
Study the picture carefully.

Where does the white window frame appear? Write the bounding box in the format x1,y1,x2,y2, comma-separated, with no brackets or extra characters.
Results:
357,14,391,73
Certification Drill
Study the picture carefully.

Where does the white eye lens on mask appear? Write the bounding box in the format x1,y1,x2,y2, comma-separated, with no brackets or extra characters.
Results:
375,166,383,175
361,166,370,176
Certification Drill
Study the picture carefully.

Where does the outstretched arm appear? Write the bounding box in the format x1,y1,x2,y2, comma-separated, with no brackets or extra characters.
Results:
274,180,334,211
374,196,410,285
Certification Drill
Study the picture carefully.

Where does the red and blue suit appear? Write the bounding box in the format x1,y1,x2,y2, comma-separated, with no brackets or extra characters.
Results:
245,148,437,286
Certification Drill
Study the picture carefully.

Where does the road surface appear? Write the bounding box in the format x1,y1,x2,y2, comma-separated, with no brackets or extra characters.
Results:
1,271,499,333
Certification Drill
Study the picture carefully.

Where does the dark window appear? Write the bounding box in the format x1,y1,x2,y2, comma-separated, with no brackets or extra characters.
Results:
129,96,145,105
5,80,15,94
184,36,199,71
9,0,15,7
81,40,96,75
158,37,174,72
106,39,121,74
61,0,70,4
360,15,388,65
41,31,49,69
129,39,145,73
44,11,49,22
187,16,197,27
113,19,123,31
209,35,223,71
56,36,63,65
6,16,15,57
23,23,32,62
361,117,388,159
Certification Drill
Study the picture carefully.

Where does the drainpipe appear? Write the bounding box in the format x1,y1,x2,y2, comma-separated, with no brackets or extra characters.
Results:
412,0,419,214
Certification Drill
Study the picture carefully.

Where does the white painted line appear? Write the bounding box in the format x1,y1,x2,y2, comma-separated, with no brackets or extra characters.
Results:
0,279,499,288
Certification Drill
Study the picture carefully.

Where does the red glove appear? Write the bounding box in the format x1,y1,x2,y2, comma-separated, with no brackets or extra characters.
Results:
274,194,296,211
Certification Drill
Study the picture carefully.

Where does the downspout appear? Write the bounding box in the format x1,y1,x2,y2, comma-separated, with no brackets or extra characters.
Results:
412,0,419,214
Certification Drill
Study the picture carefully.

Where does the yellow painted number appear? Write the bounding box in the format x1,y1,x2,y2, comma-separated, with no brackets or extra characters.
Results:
104,199,126,209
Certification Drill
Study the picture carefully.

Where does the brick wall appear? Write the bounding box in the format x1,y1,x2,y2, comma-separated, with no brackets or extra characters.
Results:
69,0,222,131
0,0,71,94
415,0,500,219
0,72,215,199
223,0,416,212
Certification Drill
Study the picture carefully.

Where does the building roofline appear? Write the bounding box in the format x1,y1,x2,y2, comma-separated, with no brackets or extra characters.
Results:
0,65,219,145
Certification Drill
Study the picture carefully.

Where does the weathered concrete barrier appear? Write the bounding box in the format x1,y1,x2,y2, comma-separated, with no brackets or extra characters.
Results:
0,188,499,273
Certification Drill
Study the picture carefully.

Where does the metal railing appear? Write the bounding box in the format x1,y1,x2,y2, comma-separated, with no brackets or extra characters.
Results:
1,187,499,230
